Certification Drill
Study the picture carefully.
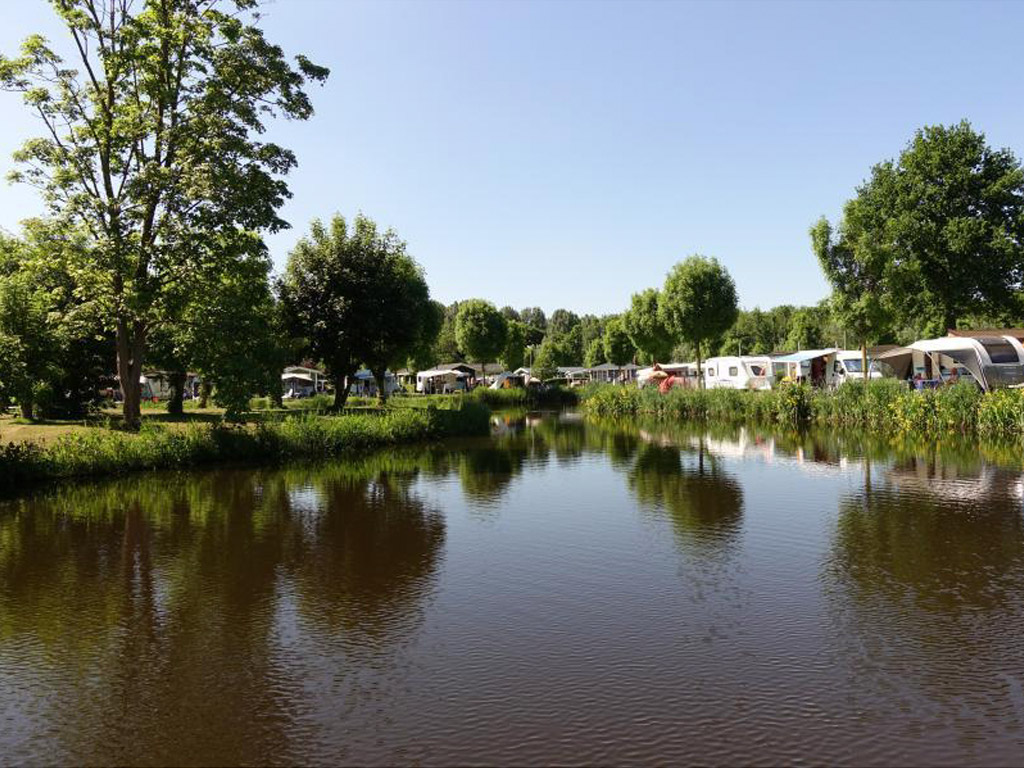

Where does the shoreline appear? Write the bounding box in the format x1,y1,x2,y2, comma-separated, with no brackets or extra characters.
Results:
0,403,492,493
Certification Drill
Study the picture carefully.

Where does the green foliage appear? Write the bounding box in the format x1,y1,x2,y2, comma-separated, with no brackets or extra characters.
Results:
581,380,1015,438
548,309,580,338
500,320,527,371
455,299,508,363
583,337,605,367
468,386,578,408
660,256,739,368
603,316,635,366
623,288,674,363
0,227,111,419
531,340,560,381
0,0,328,428
519,307,547,345
783,306,827,351
812,120,1024,337
433,302,464,362
280,213,439,406
0,403,491,489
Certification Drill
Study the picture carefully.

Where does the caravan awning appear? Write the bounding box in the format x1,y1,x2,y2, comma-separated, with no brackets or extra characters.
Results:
282,373,313,382
876,344,986,387
771,348,840,364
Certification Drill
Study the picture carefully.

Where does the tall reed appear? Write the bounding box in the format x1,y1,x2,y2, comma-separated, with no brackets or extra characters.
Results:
581,381,1024,439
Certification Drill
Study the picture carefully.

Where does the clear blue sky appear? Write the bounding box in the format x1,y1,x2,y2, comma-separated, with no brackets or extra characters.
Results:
1,0,1022,316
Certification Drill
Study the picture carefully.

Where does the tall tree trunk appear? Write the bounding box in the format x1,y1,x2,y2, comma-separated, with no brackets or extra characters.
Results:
696,341,703,390
116,319,145,431
19,400,32,420
332,366,355,411
861,340,869,383
198,380,211,409
945,309,957,335
373,368,389,405
167,371,186,416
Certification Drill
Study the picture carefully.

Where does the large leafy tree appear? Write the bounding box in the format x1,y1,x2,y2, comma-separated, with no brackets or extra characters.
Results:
659,256,739,386
279,215,376,410
0,226,111,419
356,224,439,403
583,337,606,368
811,216,893,373
784,306,828,351
519,306,546,333
184,240,289,418
814,121,1024,339
603,316,635,366
455,299,507,363
547,308,580,338
500,319,527,371
0,0,328,428
281,214,439,407
0,238,54,418
622,288,673,363
432,302,463,363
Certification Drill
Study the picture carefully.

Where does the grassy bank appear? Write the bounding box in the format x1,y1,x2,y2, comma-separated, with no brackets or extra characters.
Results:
0,402,491,490
581,380,1024,439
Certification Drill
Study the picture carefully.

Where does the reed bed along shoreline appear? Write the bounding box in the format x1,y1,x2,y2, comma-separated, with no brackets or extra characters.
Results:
579,380,1024,439
0,403,492,490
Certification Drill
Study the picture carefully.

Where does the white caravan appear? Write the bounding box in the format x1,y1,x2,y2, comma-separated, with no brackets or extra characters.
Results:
875,335,1024,391
703,356,773,390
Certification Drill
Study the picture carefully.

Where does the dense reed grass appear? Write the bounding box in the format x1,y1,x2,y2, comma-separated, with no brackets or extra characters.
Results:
0,402,491,490
581,380,1024,439
468,385,579,408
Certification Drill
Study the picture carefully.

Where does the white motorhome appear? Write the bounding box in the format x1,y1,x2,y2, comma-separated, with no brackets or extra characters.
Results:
704,356,773,390
833,350,884,384
875,335,1024,391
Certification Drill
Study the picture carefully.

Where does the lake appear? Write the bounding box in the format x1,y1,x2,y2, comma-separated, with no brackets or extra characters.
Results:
2,412,1023,765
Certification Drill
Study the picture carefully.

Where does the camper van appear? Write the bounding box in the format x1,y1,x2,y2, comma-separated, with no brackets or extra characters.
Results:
833,351,883,385
704,356,773,390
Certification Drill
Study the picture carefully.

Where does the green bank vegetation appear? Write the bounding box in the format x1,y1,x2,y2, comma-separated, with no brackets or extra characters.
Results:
581,380,1024,439
0,401,491,490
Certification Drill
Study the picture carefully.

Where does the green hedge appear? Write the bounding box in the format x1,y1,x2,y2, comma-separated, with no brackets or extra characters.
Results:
0,403,491,490
581,380,1024,438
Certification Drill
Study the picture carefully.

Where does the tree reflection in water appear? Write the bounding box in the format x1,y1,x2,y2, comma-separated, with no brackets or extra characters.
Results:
0,465,446,765
627,439,744,556
824,453,1024,744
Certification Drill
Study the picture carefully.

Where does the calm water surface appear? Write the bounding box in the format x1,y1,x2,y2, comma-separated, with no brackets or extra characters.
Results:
2,413,1024,765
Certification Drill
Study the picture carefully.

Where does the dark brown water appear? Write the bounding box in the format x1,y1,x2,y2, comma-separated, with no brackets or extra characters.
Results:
2,413,1024,766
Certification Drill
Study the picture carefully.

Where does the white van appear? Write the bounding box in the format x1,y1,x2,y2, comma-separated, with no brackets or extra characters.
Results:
703,356,773,390
833,350,883,385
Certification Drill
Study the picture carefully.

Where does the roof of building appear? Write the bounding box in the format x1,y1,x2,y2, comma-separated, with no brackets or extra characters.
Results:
948,328,1024,341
